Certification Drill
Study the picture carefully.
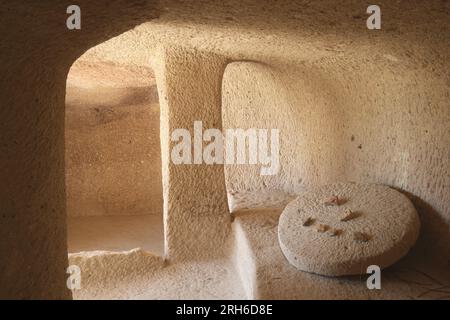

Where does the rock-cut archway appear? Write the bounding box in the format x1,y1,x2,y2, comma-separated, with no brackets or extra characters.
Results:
65,42,164,256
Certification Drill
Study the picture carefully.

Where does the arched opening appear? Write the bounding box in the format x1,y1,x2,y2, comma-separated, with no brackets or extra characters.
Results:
65,42,164,255
222,61,296,214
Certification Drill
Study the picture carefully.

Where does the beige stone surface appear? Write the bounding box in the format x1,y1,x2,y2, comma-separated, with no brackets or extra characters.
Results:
1,1,449,299
65,62,162,218
227,189,296,213
152,46,232,260
234,208,450,300
69,191,448,300
278,183,420,276
67,215,164,255
68,247,246,300
0,0,159,299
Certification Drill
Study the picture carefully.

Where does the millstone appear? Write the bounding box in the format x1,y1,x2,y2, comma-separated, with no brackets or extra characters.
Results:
278,183,420,276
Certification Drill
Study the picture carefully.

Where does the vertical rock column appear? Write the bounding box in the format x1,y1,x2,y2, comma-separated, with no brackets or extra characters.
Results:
153,47,231,260
0,0,159,299
0,58,71,299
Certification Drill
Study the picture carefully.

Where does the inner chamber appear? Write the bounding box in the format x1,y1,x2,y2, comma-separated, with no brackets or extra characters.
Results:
65,51,163,255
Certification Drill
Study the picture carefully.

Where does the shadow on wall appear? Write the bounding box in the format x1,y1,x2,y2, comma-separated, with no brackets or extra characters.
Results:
395,188,450,266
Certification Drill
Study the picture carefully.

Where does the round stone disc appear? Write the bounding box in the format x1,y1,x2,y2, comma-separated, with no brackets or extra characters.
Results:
278,183,420,276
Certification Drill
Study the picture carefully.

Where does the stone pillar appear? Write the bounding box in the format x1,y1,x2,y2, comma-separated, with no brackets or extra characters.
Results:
0,1,159,299
153,47,231,260
0,59,71,299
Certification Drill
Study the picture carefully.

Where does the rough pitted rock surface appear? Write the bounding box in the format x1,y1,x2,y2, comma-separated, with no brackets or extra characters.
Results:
278,183,421,276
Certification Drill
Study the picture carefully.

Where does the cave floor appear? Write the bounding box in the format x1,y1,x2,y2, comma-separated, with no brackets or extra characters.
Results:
67,214,164,255
68,191,450,300
233,208,450,300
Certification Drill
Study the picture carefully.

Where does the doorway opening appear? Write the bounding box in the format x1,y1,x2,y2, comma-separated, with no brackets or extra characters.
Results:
65,46,164,255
